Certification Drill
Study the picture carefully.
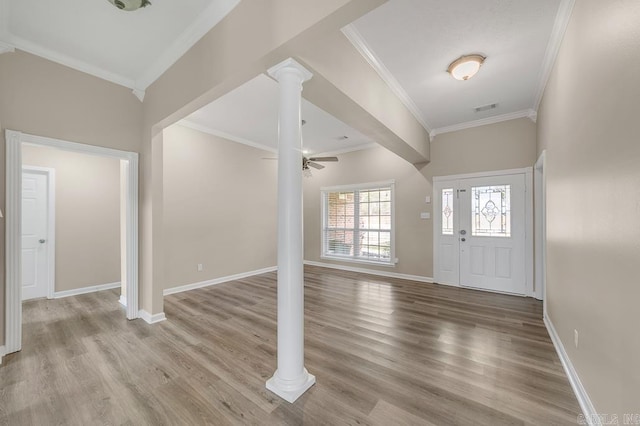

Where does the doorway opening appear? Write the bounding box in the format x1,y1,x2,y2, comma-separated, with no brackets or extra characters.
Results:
4,129,139,355
433,168,534,296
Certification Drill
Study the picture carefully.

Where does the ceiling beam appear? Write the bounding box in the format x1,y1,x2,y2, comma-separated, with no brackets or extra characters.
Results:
296,31,430,165
145,0,430,168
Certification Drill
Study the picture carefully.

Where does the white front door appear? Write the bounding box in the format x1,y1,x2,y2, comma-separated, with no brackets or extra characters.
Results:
22,169,52,300
434,171,529,295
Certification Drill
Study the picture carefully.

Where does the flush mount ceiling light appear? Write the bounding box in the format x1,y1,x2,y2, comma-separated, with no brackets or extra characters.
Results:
108,0,151,11
447,54,486,81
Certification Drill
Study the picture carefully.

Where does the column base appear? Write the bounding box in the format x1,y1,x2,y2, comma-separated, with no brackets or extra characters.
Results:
266,369,316,403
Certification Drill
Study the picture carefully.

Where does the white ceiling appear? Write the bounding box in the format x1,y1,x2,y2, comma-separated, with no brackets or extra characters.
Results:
183,0,571,154
348,0,569,134
0,0,239,93
0,0,573,150
181,74,376,156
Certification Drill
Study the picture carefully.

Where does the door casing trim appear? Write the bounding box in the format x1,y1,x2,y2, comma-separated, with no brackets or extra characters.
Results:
5,129,139,355
534,151,547,303
433,167,534,296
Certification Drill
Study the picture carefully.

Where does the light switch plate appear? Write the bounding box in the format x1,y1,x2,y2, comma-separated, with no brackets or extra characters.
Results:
420,212,431,219
425,196,431,203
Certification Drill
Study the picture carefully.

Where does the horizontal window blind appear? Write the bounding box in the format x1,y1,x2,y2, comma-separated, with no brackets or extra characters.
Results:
322,182,394,265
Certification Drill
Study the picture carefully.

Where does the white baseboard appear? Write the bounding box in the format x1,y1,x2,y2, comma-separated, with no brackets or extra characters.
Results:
428,279,460,288
544,314,600,425
138,310,167,324
53,282,121,299
163,266,278,296
119,295,127,307
0,345,5,365
304,260,434,284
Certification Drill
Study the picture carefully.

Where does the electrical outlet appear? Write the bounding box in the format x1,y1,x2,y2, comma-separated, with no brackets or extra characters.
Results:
197,263,203,272
574,329,579,348
420,212,431,219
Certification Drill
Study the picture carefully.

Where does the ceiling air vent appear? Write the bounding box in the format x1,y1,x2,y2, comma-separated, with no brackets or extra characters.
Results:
474,103,498,113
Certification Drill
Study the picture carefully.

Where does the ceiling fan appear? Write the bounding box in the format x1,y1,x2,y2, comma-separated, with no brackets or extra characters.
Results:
263,120,339,175
303,156,338,171
262,155,338,177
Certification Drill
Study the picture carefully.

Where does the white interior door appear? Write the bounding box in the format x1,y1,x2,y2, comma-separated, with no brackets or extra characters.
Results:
434,171,528,295
22,169,52,300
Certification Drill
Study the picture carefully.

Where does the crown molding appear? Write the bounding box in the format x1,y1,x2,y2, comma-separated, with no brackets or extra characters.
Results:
431,109,537,137
533,0,576,111
8,34,136,88
178,119,376,158
134,0,240,90
0,40,14,55
344,4,574,138
178,119,277,154
132,89,145,102
0,0,239,93
313,142,378,158
342,24,432,134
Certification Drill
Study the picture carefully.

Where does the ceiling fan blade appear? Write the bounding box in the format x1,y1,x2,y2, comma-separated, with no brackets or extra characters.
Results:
308,156,338,162
308,162,325,170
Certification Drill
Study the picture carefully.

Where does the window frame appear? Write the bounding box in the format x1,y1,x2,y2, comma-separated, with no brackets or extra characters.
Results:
320,180,396,267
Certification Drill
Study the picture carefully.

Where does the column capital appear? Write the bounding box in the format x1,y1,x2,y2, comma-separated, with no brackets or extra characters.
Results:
267,58,313,83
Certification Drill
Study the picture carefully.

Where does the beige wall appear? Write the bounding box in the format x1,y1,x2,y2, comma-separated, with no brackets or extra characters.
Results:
140,0,404,317
537,0,640,415
22,145,121,292
162,125,277,290
0,50,143,344
143,0,387,126
1,0,436,344
304,117,536,278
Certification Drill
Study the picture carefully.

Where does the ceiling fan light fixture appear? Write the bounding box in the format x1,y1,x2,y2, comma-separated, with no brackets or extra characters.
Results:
447,54,486,81
108,0,151,11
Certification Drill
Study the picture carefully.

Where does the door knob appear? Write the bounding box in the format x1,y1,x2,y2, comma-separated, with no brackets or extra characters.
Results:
39,239,46,244
461,238,466,242
459,230,466,235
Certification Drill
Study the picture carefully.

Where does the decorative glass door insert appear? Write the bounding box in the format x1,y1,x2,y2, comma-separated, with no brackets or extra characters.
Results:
471,185,511,237
442,188,454,235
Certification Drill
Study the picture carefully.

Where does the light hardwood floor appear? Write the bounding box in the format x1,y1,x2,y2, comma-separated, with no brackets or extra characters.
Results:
0,266,580,425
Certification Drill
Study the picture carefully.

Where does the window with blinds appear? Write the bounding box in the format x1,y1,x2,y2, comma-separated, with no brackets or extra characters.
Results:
321,181,395,266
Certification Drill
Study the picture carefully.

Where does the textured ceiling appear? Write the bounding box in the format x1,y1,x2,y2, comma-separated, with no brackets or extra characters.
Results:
349,0,565,133
0,0,572,145
181,74,376,156
0,0,239,92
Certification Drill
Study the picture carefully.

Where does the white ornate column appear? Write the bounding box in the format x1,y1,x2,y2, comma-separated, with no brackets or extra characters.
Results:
265,58,316,403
